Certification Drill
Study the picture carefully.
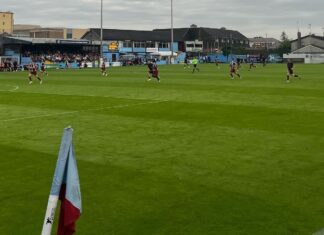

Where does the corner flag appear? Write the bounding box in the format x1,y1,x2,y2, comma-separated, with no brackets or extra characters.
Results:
41,127,82,235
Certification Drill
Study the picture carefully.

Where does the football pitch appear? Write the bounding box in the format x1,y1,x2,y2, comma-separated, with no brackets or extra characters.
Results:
1,63,324,235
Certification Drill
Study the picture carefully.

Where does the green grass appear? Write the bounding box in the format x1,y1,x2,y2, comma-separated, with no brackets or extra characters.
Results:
1,63,324,235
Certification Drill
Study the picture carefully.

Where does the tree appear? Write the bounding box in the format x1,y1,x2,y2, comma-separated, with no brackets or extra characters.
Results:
222,47,230,57
276,31,291,55
280,31,289,42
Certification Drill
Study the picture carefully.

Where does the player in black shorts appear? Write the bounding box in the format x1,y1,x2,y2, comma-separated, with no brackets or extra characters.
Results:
249,58,256,71
262,57,267,67
236,58,241,70
286,59,300,83
184,57,190,69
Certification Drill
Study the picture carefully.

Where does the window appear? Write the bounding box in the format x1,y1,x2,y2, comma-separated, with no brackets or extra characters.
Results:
158,42,169,48
123,41,132,48
66,29,73,39
186,44,194,48
134,42,145,48
146,42,155,48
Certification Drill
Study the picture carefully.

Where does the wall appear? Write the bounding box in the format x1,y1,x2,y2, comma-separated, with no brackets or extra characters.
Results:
283,53,324,64
0,12,14,34
73,29,88,39
30,30,64,38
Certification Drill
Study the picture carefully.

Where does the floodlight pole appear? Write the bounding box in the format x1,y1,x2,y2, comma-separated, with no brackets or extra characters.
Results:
230,33,232,55
265,33,268,52
100,0,103,60
308,24,312,35
170,0,174,64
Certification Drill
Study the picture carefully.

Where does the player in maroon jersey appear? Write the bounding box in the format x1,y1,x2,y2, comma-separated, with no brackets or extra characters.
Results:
147,60,154,81
40,62,48,77
146,60,160,82
28,63,42,84
229,60,241,80
152,61,160,82
101,60,108,77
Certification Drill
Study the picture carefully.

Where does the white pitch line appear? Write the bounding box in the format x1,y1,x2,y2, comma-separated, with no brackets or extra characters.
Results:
0,100,168,123
10,86,19,92
0,85,19,92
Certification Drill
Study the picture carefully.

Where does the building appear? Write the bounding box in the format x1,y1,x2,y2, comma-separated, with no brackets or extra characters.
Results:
82,25,249,62
249,37,280,50
13,25,89,40
284,32,324,63
154,26,249,53
0,11,14,34
291,33,324,52
13,24,42,37
0,25,248,66
29,28,89,40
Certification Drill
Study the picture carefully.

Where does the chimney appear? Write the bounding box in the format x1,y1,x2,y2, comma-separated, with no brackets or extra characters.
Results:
297,31,302,49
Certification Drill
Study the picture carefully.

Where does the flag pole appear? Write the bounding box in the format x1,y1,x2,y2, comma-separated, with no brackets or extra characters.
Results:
41,196,59,235
41,127,73,235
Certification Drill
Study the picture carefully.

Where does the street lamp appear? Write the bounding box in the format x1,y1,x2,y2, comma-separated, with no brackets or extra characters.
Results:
170,0,174,64
100,0,103,60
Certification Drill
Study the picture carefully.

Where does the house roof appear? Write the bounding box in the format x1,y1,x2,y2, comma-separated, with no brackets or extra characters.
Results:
291,44,324,54
1,36,90,45
248,37,280,43
154,27,248,41
291,34,324,43
83,29,170,42
82,27,248,42
1,36,32,45
200,28,247,40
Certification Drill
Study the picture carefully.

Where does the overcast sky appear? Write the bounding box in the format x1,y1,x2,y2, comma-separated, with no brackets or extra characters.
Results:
3,0,324,39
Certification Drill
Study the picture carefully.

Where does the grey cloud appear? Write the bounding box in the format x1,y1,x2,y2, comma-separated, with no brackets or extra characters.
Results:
3,0,324,39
